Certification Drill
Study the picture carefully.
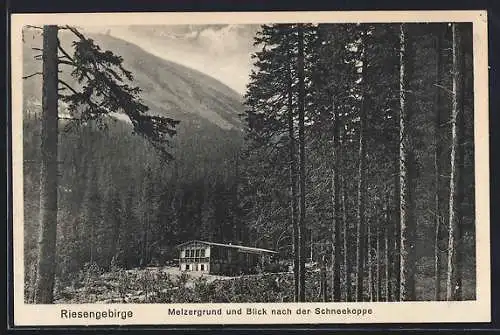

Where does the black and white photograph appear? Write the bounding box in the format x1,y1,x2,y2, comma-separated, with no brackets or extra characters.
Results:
11,11,490,325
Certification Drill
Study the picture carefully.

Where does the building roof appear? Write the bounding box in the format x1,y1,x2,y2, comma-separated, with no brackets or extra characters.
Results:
176,240,278,254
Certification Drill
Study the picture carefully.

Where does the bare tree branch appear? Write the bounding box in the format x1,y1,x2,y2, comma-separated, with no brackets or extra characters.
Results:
64,25,86,41
58,116,80,120
22,72,42,79
57,43,75,63
433,83,454,95
58,59,75,66
58,79,79,95
26,25,43,30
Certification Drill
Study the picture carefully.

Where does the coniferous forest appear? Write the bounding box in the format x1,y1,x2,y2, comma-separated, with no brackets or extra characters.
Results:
22,22,476,304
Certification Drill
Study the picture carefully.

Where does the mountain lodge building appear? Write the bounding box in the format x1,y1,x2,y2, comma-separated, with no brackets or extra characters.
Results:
176,240,277,276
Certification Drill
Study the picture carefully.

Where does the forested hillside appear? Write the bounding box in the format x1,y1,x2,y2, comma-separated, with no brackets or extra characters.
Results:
23,27,246,301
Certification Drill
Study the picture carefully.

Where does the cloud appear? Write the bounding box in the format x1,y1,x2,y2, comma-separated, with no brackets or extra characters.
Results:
81,24,260,95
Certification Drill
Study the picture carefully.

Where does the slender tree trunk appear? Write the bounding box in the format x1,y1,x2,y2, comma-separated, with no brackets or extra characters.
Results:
393,156,401,301
456,40,466,300
355,29,367,302
433,26,444,301
233,154,242,244
110,195,121,266
446,23,465,301
297,23,307,302
331,99,342,302
342,174,349,301
367,219,373,302
90,220,95,264
321,254,327,302
110,226,120,266
310,229,314,263
376,224,381,302
140,219,146,267
384,202,390,302
34,25,59,304
287,52,299,302
399,23,416,301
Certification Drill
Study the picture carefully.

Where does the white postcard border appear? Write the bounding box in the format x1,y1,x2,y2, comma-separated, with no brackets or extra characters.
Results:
11,10,490,326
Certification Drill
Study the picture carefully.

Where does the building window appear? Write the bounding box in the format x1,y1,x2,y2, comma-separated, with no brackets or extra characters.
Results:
182,247,209,263
200,264,205,271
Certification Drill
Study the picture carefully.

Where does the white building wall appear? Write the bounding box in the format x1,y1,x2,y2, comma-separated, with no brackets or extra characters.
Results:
178,244,211,272
181,262,210,272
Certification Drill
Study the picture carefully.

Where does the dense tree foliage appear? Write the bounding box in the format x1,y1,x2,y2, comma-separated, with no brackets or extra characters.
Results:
241,22,475,302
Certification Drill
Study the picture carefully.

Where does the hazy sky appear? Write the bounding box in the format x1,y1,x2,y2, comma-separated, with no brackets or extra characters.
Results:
82,24,261,95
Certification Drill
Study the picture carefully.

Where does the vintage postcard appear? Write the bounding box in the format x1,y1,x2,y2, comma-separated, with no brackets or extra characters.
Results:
11,10,490,326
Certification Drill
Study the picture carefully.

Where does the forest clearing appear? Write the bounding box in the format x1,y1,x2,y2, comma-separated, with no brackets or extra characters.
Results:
52,254,475,304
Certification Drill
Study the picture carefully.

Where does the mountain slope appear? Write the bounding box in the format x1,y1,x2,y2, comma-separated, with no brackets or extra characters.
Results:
22,28,245,149
86,32,245,131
